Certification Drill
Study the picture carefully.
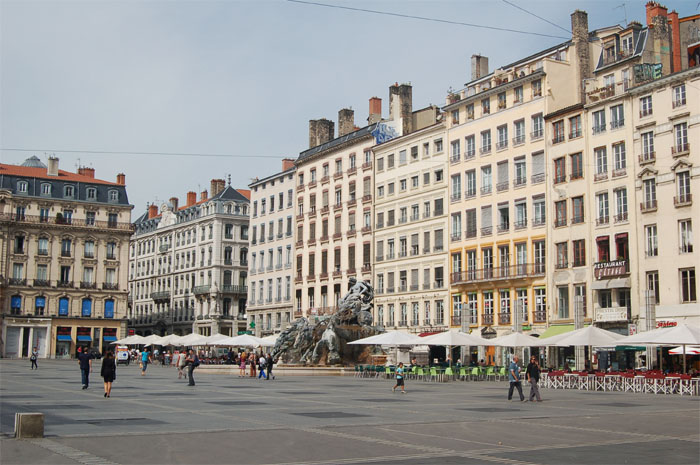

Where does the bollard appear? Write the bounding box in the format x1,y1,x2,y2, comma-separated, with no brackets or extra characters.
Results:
14,413,44,438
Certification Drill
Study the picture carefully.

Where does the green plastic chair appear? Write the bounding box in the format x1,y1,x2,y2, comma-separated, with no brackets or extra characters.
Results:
417,367,426,381
470,367,480,381
459,367,468,381
429,366,438,382
445,367,454,380
385,366,393,379
498,366,507,381
410,365,418,379
486,366,495,381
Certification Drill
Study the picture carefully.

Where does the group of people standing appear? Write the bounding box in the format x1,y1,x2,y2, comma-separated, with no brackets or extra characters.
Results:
237,352,276,380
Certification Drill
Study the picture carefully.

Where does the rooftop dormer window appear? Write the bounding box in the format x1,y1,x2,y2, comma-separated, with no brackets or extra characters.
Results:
621,34,633,55
108,190,118,202
64,185,75,198
17,181,28,194
41,183,51,196
86,187,97,200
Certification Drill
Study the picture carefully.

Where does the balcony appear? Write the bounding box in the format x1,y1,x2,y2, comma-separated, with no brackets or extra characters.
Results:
640,200,657,213
33,279,51,287
332,232,342,240
332,270,343,278
496,140,508,150
0,213,134,231
552,134,565,145
674,194,692,207
222,284,247,294
451,315,462,326
614,212,628,223
450,154,461,164
569,129,582,139
531,173,545,184
465,150,476,160
464,190,476,200
480,186,492,196
496,182,509,192
498,312,511,325
348,166,357,176
362,161,372,170
638,152,656,164
297,183,305,192
193,285,211,295
321,175,330,184
612,168,626,178
57,280,73,288
481,226,492,237
347,199,356,207
555,261,568,270
512,135,525,146
533,311,547,323
8,278,27,286
361,264,371,273
320,235,329,242
592,124,606,135
594,172,608,182
553,175,566,185
672,97,686,108
450,193,461,202
480,146,491,155
531,130,543,140
308,180,317,188
362,194,372,203
672,143,690,157
80,281,97,289
610,119,624,129
514,220,527,230
102,282,119,290
333,203,343,212
497,223,510,233
347,228,357,238
513,177,526,188
554,218,566,228
333,171,343,180
151,291,170,301
320,206,329,215
451,263,545,285
482,313,494,326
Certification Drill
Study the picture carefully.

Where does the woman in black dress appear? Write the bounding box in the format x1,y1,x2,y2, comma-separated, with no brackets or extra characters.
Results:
101,351,116,398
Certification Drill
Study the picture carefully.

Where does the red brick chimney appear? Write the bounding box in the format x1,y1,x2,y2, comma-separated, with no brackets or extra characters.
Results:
210,179,226,197
148,204,158,219
368,97,382,124
116,173,126,185
282,158,295,171
200,190,208,202
170,197,179,210
668,10,681,72
646,1,668,26
78,167,95,178
186,191,197,207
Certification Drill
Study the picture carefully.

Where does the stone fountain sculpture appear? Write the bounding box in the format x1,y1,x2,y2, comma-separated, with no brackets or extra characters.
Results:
272,278,381,365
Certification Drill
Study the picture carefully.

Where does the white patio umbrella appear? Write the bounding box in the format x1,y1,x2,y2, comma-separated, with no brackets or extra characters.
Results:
204,333,231,346
112,334,146,345
179,333,210,346
348,330,424,346
616,324,700,373
551,325,624,347
420,329,488,346
159,334,184,346
669,346,700,355
216,334,274,347
491,332,547,347
260,334,279,345
140,334,164,346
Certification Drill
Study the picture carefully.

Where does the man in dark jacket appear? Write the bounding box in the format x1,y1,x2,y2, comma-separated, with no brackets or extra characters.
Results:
265,354,275,380
77,347,93,390
526,355,542,402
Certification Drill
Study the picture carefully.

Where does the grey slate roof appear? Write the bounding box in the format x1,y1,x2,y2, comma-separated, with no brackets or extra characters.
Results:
297,123,378,163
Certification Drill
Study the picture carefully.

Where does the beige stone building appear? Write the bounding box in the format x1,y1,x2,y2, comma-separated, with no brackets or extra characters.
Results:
0,156,132,358
372,118,448,334
248,159,296,336
630,66,699,329
129,181,250,337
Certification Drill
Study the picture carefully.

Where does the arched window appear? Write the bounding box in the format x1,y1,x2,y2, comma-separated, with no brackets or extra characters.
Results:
35,296,46,315
11,295,22,315
104,299,115,318
59,297,70,316
81,298,92,317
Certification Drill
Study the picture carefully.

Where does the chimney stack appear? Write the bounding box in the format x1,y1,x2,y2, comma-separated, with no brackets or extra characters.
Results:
148,204,158,219
78,167,95,178
200,190,208,202
116,173,126,185
338,108,355,137
646,2,672,75
471,55,489,81
308,120,319,148
282,158,295,171
47,157,59,176
368,97,382,124
210,179,226,197
668,10,681,72
308,118,334,148
389,83,413,136
170,197,179,211
186,191,197,207
571,10,590,104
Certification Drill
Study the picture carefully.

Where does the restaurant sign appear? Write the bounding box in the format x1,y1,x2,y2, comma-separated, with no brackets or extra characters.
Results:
593,260,628,280
656,319,677,328
595,306,628,323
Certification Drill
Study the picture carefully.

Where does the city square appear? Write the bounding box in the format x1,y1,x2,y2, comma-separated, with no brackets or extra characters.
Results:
1,360,699,465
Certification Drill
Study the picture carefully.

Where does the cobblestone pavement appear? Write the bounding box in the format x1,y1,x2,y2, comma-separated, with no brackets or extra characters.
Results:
1,360,698,464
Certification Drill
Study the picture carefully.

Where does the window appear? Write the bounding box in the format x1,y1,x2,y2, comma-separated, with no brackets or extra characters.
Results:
533,197,545,226
513,120,525,145
451,140,462,162
481,98,490,115
556,242,567,268
497,125,508,149
570,152,583,179
640,95,652,117
480,130,491,154
557,286,569,319
411,176,418,188
451,174,461,201
514,86,523,104
552,120,565,144
108,190,118,202
451,213,462,240
466,209,477,237
434,138,443,153
595,147,608,178
643,179,657,208
679,220,693,254
680,268,696,302
451,109,459,124
38,237,48,255
641,132,655,160
40,183,51,196
514,201,527,229
647,271,660,305
610,104,624,129
672,84,686,108
84,240,95,258
61,238,72,257
465,170,476,198
554,200,566,228
615,188,627,222
435,169,443,182
597,236,610,262
572,196,584,224
64,185,75,198
497,92,506,110
481,165,492,194
569,115,581,138
597,193,609,224
674,122,688,153
498,204,509,232
613,142,626,174
677,171,691,203
645,224,658,257
531,113,543,138
465,135,475,158
399,179,407,192
532,79,542,97
554,157,566,183
592,109,606,134
573,240,585,267
17,181,28,193
387,153,395,169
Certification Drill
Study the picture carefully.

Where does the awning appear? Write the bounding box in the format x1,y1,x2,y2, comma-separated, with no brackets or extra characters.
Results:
77,335,92,342
540,324,575,339
418,331,441,337
103,336,117,342
617,345,646,351
57,335,72,342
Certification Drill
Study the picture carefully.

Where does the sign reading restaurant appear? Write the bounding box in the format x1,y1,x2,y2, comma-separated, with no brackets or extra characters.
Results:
593,260,628,280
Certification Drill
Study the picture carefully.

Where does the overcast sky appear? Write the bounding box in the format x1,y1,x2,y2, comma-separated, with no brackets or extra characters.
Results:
2,0,698,214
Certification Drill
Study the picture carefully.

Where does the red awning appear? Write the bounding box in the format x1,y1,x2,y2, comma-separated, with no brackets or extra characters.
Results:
418,331,442,337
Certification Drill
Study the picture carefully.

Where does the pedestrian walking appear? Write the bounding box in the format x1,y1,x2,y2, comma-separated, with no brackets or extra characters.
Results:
101,351,116,398
258,354,267,379
392,362,406,393
140,347,152,376
77,347,93,390
239,352,247,377
30,346,38,370
526,355,542,402
177,351,187,379
265,353,275,380
507,355,525,401
186,349,199,386
249,353,257,378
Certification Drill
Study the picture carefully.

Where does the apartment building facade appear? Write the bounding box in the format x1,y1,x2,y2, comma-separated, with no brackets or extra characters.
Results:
248,160,296,336
630,67,699,329
129,180,250,337
372,120,449,334
0,156,132,358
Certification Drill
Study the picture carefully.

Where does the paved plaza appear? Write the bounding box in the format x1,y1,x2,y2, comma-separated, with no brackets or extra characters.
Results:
1,360,699,465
